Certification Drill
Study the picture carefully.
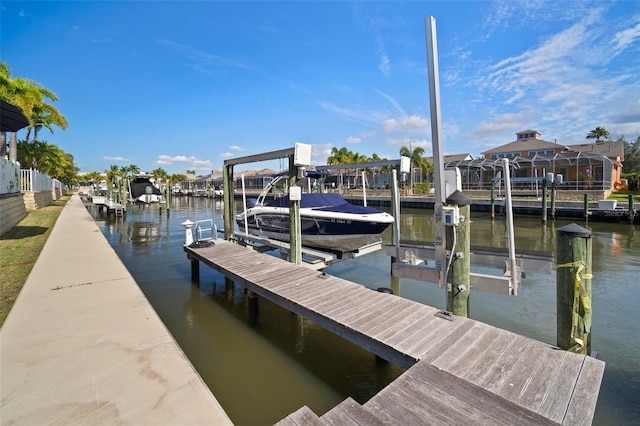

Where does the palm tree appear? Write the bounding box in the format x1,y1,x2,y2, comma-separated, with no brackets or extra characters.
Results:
27,101,68,142
399,144,433,191
105,165,121,187
0,62,68,161
586,126,610,143
327,147,354,165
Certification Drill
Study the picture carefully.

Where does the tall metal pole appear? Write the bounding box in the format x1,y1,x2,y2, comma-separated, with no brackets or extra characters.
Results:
425,16,447,294
391,169,401,263
502,158,518,295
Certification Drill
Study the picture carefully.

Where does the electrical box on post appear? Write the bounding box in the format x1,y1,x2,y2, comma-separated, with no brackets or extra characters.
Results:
294,142,311,166
289,186,301,201
442,206,460,226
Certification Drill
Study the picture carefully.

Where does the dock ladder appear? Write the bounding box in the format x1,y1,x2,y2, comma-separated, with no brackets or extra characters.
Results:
195,219,217,242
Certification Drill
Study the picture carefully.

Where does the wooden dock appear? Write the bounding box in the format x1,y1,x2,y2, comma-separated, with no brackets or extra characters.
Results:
91,195,126,216
185,240,604,425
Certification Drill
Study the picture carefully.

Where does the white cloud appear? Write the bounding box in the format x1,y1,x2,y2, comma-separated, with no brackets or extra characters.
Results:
468,111,540,139
102,156,130,162
346,136,362,144
154,154,212,170
220,152,233,158
318,101,384,127
376,90,405,116
386,137,431,151
375,38,390,77
158,39,252,75
611,19,640,56
229,145,246,151
383,118,400,132
382,115,428,132
311,143,333,165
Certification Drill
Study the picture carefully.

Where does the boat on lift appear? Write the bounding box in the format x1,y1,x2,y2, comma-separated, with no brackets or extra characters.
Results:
235,171,394,252
129,175,163,203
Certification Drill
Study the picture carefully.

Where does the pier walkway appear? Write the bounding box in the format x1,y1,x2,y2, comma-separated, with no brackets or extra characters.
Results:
186,241,605,425
0,194,232,425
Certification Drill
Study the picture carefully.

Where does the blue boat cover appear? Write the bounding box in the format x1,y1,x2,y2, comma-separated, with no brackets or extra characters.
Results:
267,193,384,214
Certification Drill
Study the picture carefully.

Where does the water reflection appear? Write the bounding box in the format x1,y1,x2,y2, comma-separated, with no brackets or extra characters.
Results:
89,198,640,425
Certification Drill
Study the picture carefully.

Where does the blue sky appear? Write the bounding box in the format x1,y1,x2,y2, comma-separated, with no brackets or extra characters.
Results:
2,1,639,175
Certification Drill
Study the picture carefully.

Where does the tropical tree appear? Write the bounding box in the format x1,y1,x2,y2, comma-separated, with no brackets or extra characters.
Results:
119,164,140,179
169,173,187,184
105,165,121,187
150,167,168,181
0,62,68,162
81,171,104,184
586,126,610,143
327,147,354,165
623,135,640,174
15,138,77,184
399,144,433,191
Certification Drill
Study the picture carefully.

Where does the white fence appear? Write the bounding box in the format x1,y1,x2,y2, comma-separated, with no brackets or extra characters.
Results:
20,168,64,193
1,159,66,195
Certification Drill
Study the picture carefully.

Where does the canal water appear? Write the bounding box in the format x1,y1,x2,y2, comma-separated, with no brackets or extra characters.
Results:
90,196,639,425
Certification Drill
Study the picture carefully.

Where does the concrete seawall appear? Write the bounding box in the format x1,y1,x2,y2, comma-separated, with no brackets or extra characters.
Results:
0,194,233,425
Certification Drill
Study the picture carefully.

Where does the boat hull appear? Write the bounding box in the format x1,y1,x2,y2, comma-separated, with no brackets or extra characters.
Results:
236,206,393,251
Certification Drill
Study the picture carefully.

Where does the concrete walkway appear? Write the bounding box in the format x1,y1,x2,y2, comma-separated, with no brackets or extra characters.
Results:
0,194,233,425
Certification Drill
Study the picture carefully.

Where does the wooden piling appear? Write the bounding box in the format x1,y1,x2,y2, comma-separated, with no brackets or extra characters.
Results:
190,257,200,283
550,180,556,220
247,290,260,325
288,156,301,265
583,193,589,219
556,223,592,355
629,193,635,225
444,191,471,317
447,204,471,317
541,178,548,223
490,180,495,220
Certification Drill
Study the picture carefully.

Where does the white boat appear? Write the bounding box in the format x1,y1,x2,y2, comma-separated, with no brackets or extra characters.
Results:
235,172,394,252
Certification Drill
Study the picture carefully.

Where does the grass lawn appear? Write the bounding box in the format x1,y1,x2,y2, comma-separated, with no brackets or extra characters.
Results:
607,191,639,203
0,196,69,328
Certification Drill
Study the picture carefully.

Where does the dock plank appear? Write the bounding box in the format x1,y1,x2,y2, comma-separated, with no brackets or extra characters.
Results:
430,322,497,371
496,340,549,403
274,406,323,426
562,356,606,426
321,397,389,426
516,346,566,412
537,352,585,422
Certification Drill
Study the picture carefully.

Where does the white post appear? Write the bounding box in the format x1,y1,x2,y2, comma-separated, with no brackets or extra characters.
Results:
182,219,195,246
241,174,248,235
425,16,447,292
362,171,367,207
391,169,401,261
502,158,518,295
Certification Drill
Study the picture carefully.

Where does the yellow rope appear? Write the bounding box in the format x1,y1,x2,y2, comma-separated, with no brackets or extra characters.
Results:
557,261,592,353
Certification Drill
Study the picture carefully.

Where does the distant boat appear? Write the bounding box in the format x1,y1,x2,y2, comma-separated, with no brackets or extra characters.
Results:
129,176,162,203
97,180,109,195
171,185,184,196
235,171,394,252
212,186,224,198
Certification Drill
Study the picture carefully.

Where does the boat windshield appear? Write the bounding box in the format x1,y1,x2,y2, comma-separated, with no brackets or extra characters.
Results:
256,172,328,206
